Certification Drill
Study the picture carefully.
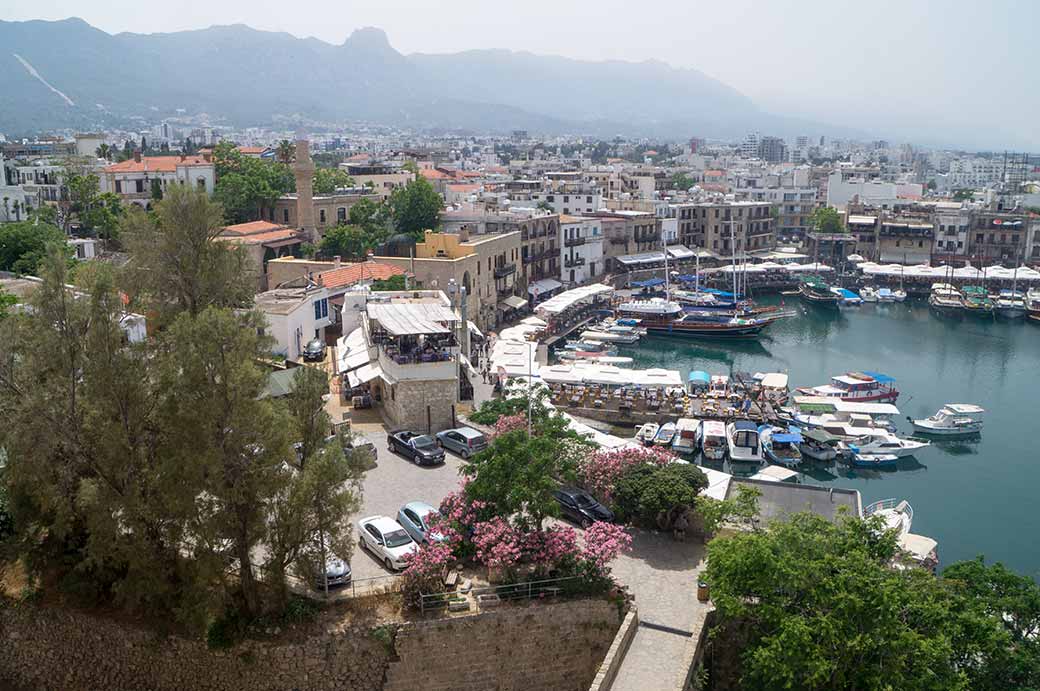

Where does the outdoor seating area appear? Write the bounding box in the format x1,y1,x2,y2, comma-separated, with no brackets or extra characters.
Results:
374,333,457,364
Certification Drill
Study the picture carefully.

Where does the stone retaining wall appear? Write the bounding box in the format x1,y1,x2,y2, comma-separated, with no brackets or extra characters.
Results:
0,597,621,691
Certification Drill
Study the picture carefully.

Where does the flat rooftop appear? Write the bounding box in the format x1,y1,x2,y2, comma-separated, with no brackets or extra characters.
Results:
729,478,862,524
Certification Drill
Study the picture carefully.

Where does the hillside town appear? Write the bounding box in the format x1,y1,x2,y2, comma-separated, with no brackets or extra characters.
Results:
3,27,1040,691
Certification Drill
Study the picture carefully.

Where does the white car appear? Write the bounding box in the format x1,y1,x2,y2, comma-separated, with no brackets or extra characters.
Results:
358,515,418,571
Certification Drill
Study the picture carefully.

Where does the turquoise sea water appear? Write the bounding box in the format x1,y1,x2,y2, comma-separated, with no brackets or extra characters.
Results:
615,296,1040,577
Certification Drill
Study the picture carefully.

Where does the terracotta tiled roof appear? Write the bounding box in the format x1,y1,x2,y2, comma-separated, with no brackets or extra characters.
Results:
446,183,480,192
218,229,302,245
318,261,405,289
221,220,286,236
105,156,211,174
237,146,267,154
420,168,450,180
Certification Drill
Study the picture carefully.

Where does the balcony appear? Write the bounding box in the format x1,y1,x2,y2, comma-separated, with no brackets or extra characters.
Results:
377,346,459,382
564,257,587,268
494,263,516,279
564,236,586,248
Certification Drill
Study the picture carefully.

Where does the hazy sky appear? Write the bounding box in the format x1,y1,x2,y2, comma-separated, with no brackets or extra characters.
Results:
7,0,1038,149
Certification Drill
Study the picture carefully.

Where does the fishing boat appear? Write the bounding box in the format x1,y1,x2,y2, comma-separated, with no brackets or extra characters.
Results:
616,299,781,338
799,371,899,403
844,431,930,458
851,453,899,469
928,283,964,316
859,286,879,303
960,285,995,317
798,275,841,307
863,498,914,534
911,404,984,437
635,423,659,446
726,420,764,463
653,421,678,446
799,428,840,461
758,425,803,466
1026,288,1040,323
831,287,863,307
671,418,701,456
994,290,1027,319
699,420,727,461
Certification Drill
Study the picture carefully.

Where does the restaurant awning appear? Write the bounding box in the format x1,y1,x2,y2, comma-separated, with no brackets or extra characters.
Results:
367,303,456,336
346,362,382,388
500,295,529,310
467,320,484,340
528,278,563,295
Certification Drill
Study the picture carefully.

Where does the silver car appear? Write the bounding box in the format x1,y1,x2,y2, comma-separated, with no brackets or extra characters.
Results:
435,427,488,458
396,501,445,544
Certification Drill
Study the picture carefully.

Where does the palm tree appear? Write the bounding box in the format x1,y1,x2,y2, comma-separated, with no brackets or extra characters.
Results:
276,140,294,165
95,143,112,161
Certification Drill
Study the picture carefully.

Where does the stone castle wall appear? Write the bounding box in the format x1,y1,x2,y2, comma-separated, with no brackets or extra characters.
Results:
0,598,620,691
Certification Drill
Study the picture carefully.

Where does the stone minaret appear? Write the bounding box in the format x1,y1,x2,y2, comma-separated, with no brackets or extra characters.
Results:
293,138,316,241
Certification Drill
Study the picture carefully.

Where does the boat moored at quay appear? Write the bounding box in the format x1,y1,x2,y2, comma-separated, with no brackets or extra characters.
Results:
616,298,784,339
799,371,900,403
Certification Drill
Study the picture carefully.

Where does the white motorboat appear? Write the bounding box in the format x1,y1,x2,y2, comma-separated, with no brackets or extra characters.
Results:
653,421,677,446
799,428,840,461
864,498,914,535
580,329,640,344
671,418,701,456
859,286,879,303
994,290,1027,320
1027,288,1040,323
727,420,764,463
876,288,898,303
758,425,803,467
891,288,907,302
851,453,899,469
912,404,984,437
635,423,659,446
700,420,727,461
844,432,930,458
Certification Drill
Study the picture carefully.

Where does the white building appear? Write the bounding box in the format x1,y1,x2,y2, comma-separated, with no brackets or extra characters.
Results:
560,215,605,285
931,204,972,260
100,153,216,207
255,284,333,362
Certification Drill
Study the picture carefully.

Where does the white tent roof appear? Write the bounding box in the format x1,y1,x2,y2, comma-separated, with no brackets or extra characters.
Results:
540,362,681,389
367,302,457,336
528,278,563,295
536,283,614,315
335,328,370,374
346,362,382,388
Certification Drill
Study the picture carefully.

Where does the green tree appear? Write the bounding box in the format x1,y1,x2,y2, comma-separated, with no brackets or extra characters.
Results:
810,206,845,234
612,462,708,529
349,197,390,237
150,178,164,201
275,139,294,165
95,143,112,161
672,172,695,190
705,512,1023,691
0,286,17,320
401,159,420,178
0,220,68,274
212,141,295,223
318,224,368,260
312,167,355,195
65,169,125,243
120,184,254,325
462,414,590,529
387,177,442,239
370,275,407,291
536,200,554,212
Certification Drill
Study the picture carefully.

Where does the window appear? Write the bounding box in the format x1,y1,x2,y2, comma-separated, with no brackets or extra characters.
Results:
313,298,328,320
976,234,984,244
115,180,122,193
197,177,205,191
135,179,144,193
319,209,326,224
337,207,346,222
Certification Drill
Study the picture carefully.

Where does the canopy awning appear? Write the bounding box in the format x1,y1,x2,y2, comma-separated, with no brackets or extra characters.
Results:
688,370,711,384
860,371,896,383
335,328,370,374
367,302,456,336
467,320,484,340
346,362,382,388
528,278,563,295
500,295,529,310
536,283,614,315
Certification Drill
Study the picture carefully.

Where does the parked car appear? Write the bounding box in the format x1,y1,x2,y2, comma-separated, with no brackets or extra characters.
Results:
387,431,445,465
343,436,377,464
303,338,326,362
397,501,445,544
552,487,614,527
313,554,352,590
435,427,488,458
358,515,417,571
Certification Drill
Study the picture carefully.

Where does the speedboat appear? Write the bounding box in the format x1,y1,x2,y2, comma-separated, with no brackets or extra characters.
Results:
580,329,640,344
758,425,803,467
727,420,764,463
912,404,984,437
799,428,840,461
859,286,879,303
1027,288,1040,323
994,290,1027,320
830,287,863,307
635,423,659,446
845,431,930,458
876,288,899,303
653,421,677,447
890,288,907,302
851,453,899,469
863,498,914,535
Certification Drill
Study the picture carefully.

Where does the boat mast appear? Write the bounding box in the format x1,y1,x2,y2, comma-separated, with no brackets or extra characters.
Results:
663,237,670,301
730,222,737,298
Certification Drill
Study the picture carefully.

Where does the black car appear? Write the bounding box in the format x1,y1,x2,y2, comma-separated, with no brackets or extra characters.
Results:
387,431,446,466
303,338,326,362
553,487,614,527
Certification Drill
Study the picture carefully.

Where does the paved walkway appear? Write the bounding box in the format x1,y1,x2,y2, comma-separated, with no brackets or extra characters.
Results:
610,531,711,691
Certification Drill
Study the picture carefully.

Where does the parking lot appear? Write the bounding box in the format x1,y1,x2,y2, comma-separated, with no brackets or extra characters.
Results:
346,423,469,582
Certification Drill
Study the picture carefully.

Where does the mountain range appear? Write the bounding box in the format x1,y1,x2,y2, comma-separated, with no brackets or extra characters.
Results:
0,18,852,141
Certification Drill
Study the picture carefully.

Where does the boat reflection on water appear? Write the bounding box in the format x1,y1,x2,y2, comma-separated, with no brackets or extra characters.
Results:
931,437,982,457
839,455,928,478
620,334,774,368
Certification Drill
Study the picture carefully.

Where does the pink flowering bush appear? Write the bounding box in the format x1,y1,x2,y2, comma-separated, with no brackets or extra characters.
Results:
577,446,674,501
472,516,523,571
433,486,489,560
581,522,633,572
492,413,528,437
400,539,455,610
522,526,580,573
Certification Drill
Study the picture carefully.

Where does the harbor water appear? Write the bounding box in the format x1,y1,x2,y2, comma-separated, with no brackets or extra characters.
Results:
615,295,1040,577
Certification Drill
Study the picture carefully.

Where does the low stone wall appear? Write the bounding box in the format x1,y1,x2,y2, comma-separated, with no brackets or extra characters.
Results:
588,607,639,691
0,597,621,691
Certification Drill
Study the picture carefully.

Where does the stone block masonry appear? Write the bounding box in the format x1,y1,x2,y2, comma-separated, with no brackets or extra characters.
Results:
0,597,621,691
